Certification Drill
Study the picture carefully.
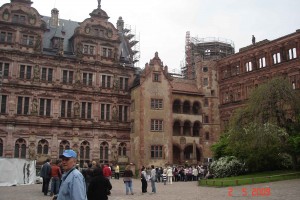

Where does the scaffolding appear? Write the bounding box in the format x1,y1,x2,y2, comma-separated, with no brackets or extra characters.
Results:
124,24,140,68
182,32,235,79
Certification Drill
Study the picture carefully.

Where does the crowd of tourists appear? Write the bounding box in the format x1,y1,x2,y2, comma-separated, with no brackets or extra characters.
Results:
40,149,212,200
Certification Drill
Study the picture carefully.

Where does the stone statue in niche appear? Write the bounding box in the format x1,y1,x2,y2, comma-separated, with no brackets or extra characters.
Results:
75,69,81,84
113,75,120,92
76,43,83,58
111,145,118,163
34,36,41,52
112,105,118,121
74,102,80,117
28,143,36,160
33,65,40,80
31,98,38,114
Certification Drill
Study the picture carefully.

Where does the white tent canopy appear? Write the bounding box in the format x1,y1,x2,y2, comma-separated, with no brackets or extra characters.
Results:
0,158,36,186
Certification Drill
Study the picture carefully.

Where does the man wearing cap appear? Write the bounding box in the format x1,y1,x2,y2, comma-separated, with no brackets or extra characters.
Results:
54,149,87,200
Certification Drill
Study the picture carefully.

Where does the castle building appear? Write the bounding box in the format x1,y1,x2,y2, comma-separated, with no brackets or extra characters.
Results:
217,31,300,130
0,0,138,166
0,0,299,169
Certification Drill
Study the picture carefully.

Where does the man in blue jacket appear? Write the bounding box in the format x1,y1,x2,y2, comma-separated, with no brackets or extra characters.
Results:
55,149,87,200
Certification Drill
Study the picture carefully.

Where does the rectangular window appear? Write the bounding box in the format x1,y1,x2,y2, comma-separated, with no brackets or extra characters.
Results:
204,98,209,107
203,78,208,86
17,96,30,115
81,102,92,119
83,73,93,86
102,47,113,57
151,99,163,109
245,61,252,72
22,34,34,46
83,44,95,55
0,32,13,43
39,98,51,116
151,119,163,131
41,67,53,82
62,70,74,84
273,52,281,64
19,65,32,80
0,62,9,78
12,14,26,23
101,75,112,88
0,95,7,114
288,48,297,60
259,57,266,68
118,105,128,122
119,77,129,90
205,132,210,140
153,73,160,82
204,115,209,123
151,145,163,159
100,104,110,120
61,100,73,118
236,65,240,75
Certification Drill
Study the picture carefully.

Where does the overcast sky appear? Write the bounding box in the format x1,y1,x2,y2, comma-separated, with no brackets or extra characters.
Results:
1,0,300,72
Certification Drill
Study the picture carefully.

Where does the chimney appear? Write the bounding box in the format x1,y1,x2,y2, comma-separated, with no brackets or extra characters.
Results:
50,8,59,27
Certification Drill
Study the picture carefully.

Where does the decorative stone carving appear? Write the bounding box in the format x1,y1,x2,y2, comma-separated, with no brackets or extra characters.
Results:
113,75,120,92
74,102,80,117
28,143,36,160
33,65,40,81
31,98,38,114
34,36,42,52
112,105,118,121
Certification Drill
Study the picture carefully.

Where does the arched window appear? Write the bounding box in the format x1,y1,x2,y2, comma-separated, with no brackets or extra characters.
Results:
192,101,201,115
172,100,181,113
37,139,49,154
193,121,201,136
0,138,3,157
14,138,26,158
183,121,191,136
100,142,109,164
183,101,191,114
118,143,126,156
59,140,70,155
80,141,90,167
173,121,181,136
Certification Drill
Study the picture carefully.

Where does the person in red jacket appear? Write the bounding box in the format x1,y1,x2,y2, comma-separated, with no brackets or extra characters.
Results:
50,160,62,196
102,164,112,179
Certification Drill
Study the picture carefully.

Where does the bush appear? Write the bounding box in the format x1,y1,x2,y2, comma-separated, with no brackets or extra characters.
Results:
209,156,245,178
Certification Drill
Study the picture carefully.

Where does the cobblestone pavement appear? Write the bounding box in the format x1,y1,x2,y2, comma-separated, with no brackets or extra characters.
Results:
0,178,300,200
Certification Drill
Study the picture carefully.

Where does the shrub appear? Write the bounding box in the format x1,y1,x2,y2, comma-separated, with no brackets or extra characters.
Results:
209,156,245,178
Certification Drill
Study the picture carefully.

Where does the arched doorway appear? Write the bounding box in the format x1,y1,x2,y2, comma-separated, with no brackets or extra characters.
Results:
173,145,181,164
183,145,201,162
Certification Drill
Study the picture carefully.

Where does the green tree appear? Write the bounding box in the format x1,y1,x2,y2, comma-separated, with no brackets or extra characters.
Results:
212,77,300,171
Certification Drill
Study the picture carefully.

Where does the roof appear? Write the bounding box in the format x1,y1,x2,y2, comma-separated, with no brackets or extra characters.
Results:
171,78,201,94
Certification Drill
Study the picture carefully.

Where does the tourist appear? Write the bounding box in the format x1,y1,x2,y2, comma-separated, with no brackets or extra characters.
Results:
50,160,62,196
162,168,167,185
87,166,112,200
40,158,51,196
150,165,156,193
55,149,86,200
81,163,93,192
167,166,173,184
141,166,147,193
123,165,134,195
103,164,112,179
114,164,120,179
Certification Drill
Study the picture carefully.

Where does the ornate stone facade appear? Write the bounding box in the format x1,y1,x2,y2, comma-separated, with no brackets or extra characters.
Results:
0,0,137,166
